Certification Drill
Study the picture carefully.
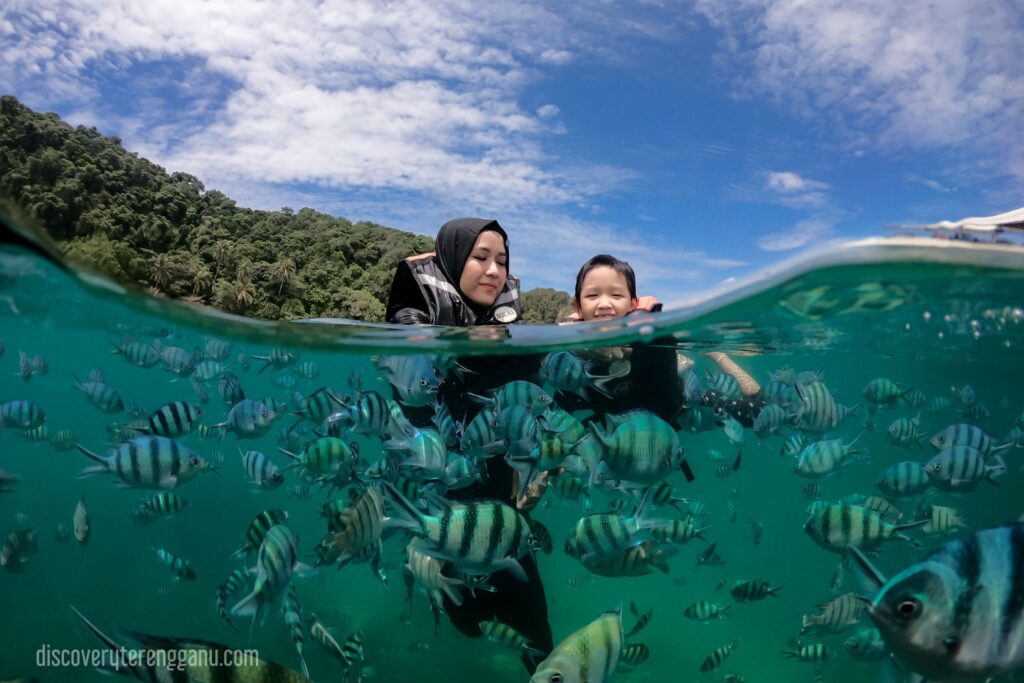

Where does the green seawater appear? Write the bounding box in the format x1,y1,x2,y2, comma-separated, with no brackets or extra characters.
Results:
1,224,1024,683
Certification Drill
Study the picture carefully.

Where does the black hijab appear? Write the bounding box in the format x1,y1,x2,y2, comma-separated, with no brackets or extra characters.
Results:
434,218,509,298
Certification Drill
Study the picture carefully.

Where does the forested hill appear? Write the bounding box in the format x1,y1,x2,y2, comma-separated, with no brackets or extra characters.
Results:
0,95,569,322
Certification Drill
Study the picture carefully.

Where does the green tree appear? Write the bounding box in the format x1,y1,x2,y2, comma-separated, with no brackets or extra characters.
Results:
149,252,176,290
269,257,297,296
522,287,572,323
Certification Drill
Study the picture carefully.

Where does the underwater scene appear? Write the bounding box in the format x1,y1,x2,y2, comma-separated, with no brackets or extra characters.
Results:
1,232,1024,683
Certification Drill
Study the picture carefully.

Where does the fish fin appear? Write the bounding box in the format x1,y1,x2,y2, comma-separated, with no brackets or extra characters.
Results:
498,558,529,582
77,465,107,479
69,605,131,675
847,547,888,591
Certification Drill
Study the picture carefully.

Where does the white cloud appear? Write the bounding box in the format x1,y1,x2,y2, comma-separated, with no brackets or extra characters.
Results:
757,215,836,251
765,170,830,208
536,104,560,119
0,1,657,212
696,0,1024,181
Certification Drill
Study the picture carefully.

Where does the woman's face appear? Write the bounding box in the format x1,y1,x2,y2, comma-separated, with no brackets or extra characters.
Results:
459,230,508,307
573,265,638,321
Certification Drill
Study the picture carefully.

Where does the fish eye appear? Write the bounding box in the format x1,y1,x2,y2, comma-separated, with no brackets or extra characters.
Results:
550,675,562,683
190,457,200,467
420,378,428,387
895,597,922,619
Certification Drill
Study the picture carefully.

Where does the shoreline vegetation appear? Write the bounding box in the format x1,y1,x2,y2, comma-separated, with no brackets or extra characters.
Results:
0,95,569,323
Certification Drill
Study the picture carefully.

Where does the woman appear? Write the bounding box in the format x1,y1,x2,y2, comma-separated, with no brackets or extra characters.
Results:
386,217,522,326
385,217,553,671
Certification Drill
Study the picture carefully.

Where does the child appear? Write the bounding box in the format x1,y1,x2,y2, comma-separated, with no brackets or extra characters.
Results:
561,254,661,322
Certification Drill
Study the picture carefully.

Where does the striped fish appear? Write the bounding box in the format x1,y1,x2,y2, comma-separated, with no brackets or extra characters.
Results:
730,579,783,602
274,374,298,390
0,469,21,494
649,518,708,545
141,401,203,437
254,348,296,374
540,352,618,402
70,606,312,682
930,423,1007,457
589,410,687,485
331,391,400,440
241,449,285,490
50,429,77,451
373,355,440,407
927,396,952,413
780,433,806,459
405,545,465,608
479,619,545,658
21,424,48,442
280,437,358,481
800,592,865,635
190,378,209,405
219,398,278,439
109,339,161,368
916,504,969,535
216,568,250,630
903,389,927,407
292,387,346,424
76,437,209,490
875,461,931,497
924,445,1006,491
801,483,822,500
540,408,588,444
699,640,739,672
460,406,505,457
792,435,869,479
233,509,290,558
218,372,246,405
295,361,319,380
854,523,1024,681
231,525,313,623
386,428,449,481
565,493,655,559
153,546,196,580
849,494,904,523
843,628,887,661
194,359,230,382
620,643,650,665
792,381,838,433
888,414,925,448
132,492,188,526
431,400,460,448
707,371,743,400
582,540,675,577
204,338,232,361
0,399,46,429
481,380,555,415
804,504,926,554
339,630,364,667
157,344,196,376
862,378,907,405
626,603,652,637
319,487,385,568
282,584,309,677
753,403,787,437
306,613,348,664
684,601,731,621
782,642,833,662
550,473,589,501
383,482,533,581
530,610,623,683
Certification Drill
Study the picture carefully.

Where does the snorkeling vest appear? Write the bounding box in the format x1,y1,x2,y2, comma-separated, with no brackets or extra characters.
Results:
401,252,523,325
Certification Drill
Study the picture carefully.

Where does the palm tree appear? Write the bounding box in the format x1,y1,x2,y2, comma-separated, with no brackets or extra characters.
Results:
189,260,213,297
235,258,253,285
233,278,256,312
149,253,175,290
270,257,297,296
211,241,233,282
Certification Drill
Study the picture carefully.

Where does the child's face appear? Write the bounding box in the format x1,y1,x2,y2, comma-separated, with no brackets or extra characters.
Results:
574,266,638,321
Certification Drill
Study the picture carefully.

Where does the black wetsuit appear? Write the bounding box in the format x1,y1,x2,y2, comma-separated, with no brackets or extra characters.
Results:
384,218,553,672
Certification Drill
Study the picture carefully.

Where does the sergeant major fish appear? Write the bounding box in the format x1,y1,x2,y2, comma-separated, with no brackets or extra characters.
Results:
531,609,623,683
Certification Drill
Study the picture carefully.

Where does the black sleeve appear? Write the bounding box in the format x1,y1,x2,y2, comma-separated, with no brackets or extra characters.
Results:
385,260,430,324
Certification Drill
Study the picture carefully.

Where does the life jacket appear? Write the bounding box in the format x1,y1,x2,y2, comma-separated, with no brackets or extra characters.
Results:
560,295,662,322
403,252,523,325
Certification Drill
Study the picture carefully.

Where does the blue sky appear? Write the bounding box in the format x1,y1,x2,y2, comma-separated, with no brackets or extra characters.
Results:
3,0,1022,303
